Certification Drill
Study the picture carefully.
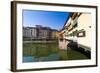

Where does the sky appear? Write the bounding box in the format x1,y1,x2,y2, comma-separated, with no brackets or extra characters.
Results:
23,10,70,30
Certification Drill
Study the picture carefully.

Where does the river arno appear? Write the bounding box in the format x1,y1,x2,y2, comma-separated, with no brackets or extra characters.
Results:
23,42,89,63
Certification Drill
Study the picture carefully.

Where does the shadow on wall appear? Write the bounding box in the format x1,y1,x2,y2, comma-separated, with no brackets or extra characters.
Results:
67,41,91,59
58,39,91,58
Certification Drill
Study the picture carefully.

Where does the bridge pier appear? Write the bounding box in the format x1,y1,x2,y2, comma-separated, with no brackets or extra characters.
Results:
58,39,70,50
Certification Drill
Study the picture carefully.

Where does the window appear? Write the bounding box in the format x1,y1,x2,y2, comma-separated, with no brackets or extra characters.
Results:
77,29,85,37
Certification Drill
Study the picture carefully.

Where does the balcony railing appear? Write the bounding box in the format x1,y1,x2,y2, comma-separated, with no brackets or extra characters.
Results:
73,17,78,26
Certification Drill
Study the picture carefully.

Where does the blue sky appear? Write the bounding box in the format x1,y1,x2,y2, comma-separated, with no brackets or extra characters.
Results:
23,10,70,30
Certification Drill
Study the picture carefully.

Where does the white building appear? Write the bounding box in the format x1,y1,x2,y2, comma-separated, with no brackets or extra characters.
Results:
23,27,32,38
77,13,91,51
31,27,37,39
23,27,37,39
59,13,91,51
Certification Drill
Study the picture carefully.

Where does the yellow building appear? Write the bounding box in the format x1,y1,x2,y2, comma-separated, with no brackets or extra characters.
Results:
52,30,59,39
59,12,91,51
77,13,91,51
63,13,79,42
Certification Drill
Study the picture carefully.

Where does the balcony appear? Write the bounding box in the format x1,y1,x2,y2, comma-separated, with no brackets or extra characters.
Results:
72,17,78,27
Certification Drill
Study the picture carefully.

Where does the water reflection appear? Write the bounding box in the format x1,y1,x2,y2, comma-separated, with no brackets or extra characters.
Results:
23,43,61,62
23,41,89,63
23,53,60,62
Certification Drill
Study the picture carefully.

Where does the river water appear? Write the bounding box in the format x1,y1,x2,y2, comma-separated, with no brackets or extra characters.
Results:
23,43,89,63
